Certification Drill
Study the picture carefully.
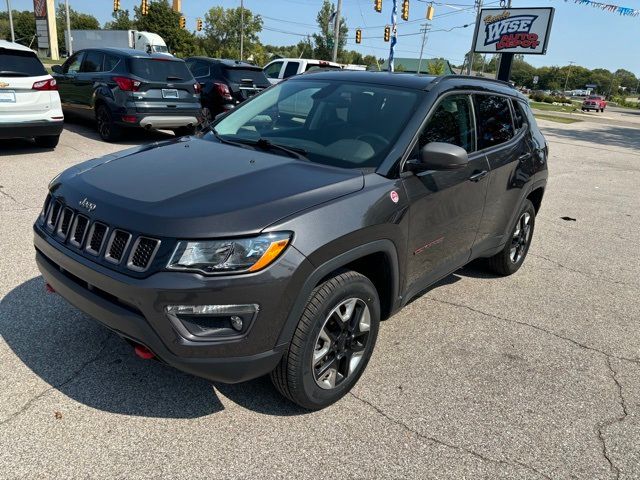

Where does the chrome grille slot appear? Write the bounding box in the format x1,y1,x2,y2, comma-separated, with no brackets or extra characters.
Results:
104,230,132,264
85,222,109,256
127,237,161,272
70,215,90,248
56,207,74,239
46,201,62,231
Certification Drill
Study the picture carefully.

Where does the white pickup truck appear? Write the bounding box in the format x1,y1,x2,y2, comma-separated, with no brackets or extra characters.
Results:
263,58,341,85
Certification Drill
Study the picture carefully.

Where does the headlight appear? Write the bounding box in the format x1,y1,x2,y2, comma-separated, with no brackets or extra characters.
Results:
167,232,291,274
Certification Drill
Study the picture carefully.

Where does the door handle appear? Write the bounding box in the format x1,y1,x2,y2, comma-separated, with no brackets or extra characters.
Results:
519,153,532,162
469,170,488,182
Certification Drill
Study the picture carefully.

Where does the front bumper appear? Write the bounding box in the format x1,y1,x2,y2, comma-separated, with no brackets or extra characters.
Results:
0,120,64,139
34,225,314,383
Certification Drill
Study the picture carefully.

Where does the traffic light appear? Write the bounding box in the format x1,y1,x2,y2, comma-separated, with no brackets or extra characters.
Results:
355,29,362,44
401,0,409,21
179,16,186,29
141,0,149,16
374,0,382,13
426,4,435,20
113,0,120,12
383,25,390,42
196,18,203,31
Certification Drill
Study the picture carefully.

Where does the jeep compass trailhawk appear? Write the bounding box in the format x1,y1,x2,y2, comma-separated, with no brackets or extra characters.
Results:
34,72,548,410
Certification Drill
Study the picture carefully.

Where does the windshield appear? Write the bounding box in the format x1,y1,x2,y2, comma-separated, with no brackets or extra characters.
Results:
130,58,192,81
152,45,169,53
223,67,270,87
213,79,421,169
0,49,47,77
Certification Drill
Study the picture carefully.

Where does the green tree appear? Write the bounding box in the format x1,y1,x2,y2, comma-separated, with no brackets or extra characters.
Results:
105,9,134,30
313,0,348,61
56,4,100,53
0,10,37,45
614,68,638,90
427,58,447,76
134,0,203,57
203,6,263,61
509,58,536,87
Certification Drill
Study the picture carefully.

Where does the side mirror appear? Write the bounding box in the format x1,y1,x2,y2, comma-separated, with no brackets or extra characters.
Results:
51,65,63,74
408,142,469,172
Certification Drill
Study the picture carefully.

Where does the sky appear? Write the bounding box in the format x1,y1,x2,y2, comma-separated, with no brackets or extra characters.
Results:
7,0,640,75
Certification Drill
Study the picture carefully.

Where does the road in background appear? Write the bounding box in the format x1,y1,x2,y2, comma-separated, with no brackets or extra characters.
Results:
1,117,639,479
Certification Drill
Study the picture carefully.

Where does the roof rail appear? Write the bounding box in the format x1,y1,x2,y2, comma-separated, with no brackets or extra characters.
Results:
425,74,514,91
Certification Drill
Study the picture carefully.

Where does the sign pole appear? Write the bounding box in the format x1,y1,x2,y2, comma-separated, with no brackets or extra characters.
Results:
64,0,72,55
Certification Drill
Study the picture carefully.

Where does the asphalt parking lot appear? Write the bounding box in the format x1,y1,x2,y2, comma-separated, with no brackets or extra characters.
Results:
1,116,639,479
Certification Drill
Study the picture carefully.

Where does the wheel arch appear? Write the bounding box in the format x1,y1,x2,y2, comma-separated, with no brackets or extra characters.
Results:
276,240,400,347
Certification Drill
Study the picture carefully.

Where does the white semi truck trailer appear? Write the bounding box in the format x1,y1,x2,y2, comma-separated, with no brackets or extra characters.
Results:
68,30,170,55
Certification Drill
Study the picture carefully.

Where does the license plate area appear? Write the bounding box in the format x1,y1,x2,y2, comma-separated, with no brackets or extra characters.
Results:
162,89,179,99
0,90,16,103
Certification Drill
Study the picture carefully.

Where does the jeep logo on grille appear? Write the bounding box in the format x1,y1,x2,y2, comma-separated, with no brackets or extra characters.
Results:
78,198,97,212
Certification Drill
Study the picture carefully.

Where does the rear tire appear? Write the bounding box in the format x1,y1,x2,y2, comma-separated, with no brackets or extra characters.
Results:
34,135,59,148
486,199,536,276
96,105,122,142
271,270,380,410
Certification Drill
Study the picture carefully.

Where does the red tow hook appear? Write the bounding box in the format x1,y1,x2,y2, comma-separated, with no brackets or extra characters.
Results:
45,283,56,293
134,344,156,360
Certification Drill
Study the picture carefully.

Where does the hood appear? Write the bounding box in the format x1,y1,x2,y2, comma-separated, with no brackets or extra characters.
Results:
50,136,364,238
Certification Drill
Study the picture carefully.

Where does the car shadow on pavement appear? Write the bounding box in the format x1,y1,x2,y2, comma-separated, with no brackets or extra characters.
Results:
1,277,309,419
0,138,59,156
62,114,175,145
543,124,640,152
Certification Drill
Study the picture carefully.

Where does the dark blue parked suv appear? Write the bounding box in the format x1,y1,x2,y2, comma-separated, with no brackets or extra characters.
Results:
52,48,202,141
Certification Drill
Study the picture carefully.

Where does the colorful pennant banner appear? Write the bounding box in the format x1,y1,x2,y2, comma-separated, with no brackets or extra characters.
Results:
566,0,640,17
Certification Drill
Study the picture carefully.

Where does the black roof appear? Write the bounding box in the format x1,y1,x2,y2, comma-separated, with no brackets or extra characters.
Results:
185,57,261,69
78,47,184,61
292,70,520,97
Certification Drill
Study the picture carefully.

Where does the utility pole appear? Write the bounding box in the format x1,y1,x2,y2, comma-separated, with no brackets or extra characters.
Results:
6,0,15,42
332,0,342,63
417,23,431,74
240,0,244,61
564,61,575,91
65,0,73,56
466,0,483,75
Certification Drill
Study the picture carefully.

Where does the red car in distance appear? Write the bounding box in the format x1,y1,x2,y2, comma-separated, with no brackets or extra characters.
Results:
582,95,607,112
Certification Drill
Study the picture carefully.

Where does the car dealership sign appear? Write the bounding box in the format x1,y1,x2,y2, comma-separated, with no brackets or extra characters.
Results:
472,7,554,55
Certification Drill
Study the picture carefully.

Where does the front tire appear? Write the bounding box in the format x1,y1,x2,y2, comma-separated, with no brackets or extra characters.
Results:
486,199,536,276
271,270,380,410
34,135,59,148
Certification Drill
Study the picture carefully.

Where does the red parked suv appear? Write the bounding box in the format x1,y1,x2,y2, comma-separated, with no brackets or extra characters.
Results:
582,95,606,112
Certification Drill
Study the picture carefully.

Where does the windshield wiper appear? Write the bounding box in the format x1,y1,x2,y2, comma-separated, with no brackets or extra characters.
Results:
252,138,308,161
211,128,255,149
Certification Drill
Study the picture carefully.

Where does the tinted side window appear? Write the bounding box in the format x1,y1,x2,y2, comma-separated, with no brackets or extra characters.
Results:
474,95,514,149
264,61,282,79
419,94,475,153
188,60,210,78
104,54,121,72
283,62,300,78
512,99,526,131
81,51,104,73
64,52,85,74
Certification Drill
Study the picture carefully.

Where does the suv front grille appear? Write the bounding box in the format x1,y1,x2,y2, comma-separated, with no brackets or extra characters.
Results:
40,198,161,274
127,237,161,272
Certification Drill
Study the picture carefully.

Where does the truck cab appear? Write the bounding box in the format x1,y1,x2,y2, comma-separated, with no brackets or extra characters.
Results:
263,58,341,85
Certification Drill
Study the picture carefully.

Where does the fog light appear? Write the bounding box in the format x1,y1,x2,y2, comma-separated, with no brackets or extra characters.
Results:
165,304,259,341
230,315,243,331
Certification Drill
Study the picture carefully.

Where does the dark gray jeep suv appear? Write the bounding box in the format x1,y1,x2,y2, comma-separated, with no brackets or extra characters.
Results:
34,72,548,409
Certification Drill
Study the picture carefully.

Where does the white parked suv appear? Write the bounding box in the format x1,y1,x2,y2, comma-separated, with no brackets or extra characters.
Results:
263,58,341,85
0,40,64,148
